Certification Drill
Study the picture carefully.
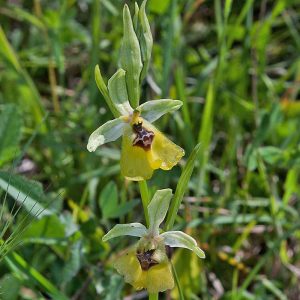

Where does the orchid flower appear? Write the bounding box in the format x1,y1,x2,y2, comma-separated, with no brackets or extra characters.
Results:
87,67,184,181
102,189,205,293
86,3,184,181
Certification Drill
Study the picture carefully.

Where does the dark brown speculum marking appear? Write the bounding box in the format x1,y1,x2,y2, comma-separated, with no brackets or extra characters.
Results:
165,245,173,259
132,122,154,150
136,249,158,271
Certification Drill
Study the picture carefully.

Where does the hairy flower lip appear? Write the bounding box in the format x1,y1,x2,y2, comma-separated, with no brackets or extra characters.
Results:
136,249,158,270
132,121,154,151
114,249,174,293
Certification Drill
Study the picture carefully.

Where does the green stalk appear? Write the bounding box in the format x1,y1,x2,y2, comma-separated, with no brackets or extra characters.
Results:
138,181,157,300
138,180,150,227
149,293,158,300
161,0,177,98
172,262,185,300
165,143,201,231
89,0,101,103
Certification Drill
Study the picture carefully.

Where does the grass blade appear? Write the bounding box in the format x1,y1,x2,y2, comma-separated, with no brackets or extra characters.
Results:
165,143,201,230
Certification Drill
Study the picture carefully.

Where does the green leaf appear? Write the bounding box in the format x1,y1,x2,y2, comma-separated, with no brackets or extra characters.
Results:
61,241,82,284
148,189,172,235
87,118,126,152
120,5,143,108
0,104,22,167
6,6,45,30
0,26,21,71
95,65,109,98
137,0,153,81
0,274,20,300
224,0,233,21
22,215,65,242
258,146,283,165
109,200,139,219
99,182,118,218
247,149,258,171
161,231,205,259
95,65,120,118
0,27,46,131
102,223,147,242
165,144,201,230
102,0,119,16
5,251,69,300
148,0,170,14
99,182,138,219
261,278,288,300
139,99,182,123
108,68,133,115
244,105,281,169
171,249,202,299
0,171,52,218
103,273,124,300
197,80,215,193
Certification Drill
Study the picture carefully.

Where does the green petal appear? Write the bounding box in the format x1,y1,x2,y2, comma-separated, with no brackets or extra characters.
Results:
94,65,120,118
161,231,205,259
102,223,148,242
108,68,133,116
139,99,182,123
87,118,125,152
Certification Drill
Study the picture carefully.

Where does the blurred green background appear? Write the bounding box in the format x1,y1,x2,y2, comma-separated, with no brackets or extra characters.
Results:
1,0,300,299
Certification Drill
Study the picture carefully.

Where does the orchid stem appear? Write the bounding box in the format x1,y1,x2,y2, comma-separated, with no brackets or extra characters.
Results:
149,293,158,300
172,261,185,300
139,182,156,300
138,180,150,227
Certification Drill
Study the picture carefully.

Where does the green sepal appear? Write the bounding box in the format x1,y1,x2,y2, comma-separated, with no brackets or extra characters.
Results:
138,99,182,123
147,189,172,236
87,118,126,152
108,68,133,115
120,4,143,108
102,223,148,242
94,65,120,118
161,231,205,259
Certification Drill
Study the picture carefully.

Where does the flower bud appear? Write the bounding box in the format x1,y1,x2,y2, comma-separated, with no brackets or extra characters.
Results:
120,5,143,108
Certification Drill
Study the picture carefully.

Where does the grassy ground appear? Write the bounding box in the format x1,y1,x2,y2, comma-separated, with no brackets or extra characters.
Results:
1,0,300,299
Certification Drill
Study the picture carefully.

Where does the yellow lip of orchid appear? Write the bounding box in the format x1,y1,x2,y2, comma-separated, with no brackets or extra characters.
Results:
120,116,185,181
114,248,174,293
